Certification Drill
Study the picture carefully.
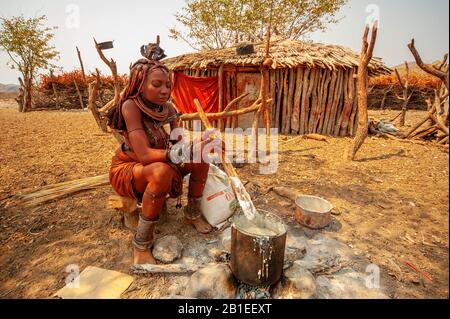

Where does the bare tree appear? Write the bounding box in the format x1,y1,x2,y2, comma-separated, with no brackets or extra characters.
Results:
346,23,378,161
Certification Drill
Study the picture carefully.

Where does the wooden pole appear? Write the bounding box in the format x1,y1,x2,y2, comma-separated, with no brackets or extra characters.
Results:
218,64,225,131
88,69,108,133
395,62,413,127
193,99,236,178
299,68,311,135
308,69,322,133
316,70,330,133
50,70,60,109
94,38,121,114
181,98,271,121
76,46,87,83
291,67,303,134
74,80,85,110
321,71,337,135
284,68,295,134
338,69,355,136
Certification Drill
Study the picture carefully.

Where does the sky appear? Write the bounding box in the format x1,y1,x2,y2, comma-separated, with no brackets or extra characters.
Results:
0,0,448,84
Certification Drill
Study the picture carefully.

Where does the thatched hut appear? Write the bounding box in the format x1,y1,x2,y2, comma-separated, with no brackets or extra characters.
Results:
164,39,391,136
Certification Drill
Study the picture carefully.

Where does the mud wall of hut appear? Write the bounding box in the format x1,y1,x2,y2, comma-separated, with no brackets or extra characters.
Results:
178,67,358,137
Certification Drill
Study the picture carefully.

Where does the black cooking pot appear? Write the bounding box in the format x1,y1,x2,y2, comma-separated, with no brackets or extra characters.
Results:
230,209,286,286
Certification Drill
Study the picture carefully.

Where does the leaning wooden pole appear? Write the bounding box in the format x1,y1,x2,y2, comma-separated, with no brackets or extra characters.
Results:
252,24,272,136
194,98,258,220
395,62,413,127
347,23,378,160
50,70,60,109
76,46,87,83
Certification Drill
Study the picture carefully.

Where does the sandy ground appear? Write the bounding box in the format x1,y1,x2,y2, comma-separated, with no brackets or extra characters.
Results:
0,99,448,299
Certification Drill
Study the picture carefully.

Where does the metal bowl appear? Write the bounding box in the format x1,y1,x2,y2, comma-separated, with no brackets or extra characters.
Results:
294,195,333,229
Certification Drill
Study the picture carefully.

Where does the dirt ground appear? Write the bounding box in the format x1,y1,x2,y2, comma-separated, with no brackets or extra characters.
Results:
0,98,448,299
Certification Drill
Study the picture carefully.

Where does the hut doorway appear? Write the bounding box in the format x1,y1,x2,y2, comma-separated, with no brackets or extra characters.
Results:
235,72,260,129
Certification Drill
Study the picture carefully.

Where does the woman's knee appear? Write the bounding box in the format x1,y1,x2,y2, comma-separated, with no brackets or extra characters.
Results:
143,162,175,183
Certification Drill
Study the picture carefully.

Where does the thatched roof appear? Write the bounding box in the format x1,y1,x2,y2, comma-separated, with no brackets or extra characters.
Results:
163,39,391,76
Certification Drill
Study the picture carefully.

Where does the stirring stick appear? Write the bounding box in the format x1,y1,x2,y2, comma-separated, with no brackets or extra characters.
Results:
193,99,258,220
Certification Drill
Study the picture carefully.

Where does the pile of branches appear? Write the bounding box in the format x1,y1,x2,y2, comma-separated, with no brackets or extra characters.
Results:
370,40,448,146
31,70,126,110
368,85,434,110
403,41,448,145
368,71,440,110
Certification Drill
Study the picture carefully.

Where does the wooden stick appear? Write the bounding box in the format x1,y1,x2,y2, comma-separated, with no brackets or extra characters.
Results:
76,46,87,83
180,99,271,121
408,39,449,91
284,68,295,134
193,99,237,178
309,69,321,133
404,103,437,138
3,174,109,208
74,80,85,110
438,136,449,144
269,70,276,127
88,69,108,132
291,67,303,133
223,93,250,114
218,64,225,131
194,99,260,220
50,70,60,109
299,68,311,135
328,69,343,136
132,263,202,274
317,70,332,134
314,69,327,133
322,71,337,135
94,38,121,113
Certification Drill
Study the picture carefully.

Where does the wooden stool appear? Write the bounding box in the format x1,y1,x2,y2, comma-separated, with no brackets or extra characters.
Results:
108,195,168,231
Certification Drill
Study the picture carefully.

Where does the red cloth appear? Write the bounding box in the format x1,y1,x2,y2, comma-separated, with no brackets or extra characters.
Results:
171,72,219,114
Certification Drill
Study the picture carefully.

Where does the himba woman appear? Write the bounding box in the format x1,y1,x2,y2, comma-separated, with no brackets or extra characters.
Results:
107,43,220,265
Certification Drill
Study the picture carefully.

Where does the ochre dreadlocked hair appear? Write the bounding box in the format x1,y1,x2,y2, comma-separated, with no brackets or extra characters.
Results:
107,58,170,131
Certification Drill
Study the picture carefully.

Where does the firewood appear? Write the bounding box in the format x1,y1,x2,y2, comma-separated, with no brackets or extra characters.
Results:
303,134,328,143
132,263,203,274
3,174,110,208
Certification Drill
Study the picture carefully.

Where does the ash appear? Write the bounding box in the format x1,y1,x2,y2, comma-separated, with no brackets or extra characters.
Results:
236,282,271,299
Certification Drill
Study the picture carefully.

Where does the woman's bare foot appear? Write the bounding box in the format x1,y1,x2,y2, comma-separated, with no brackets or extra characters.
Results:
184,216,213,234
133,247,156,264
